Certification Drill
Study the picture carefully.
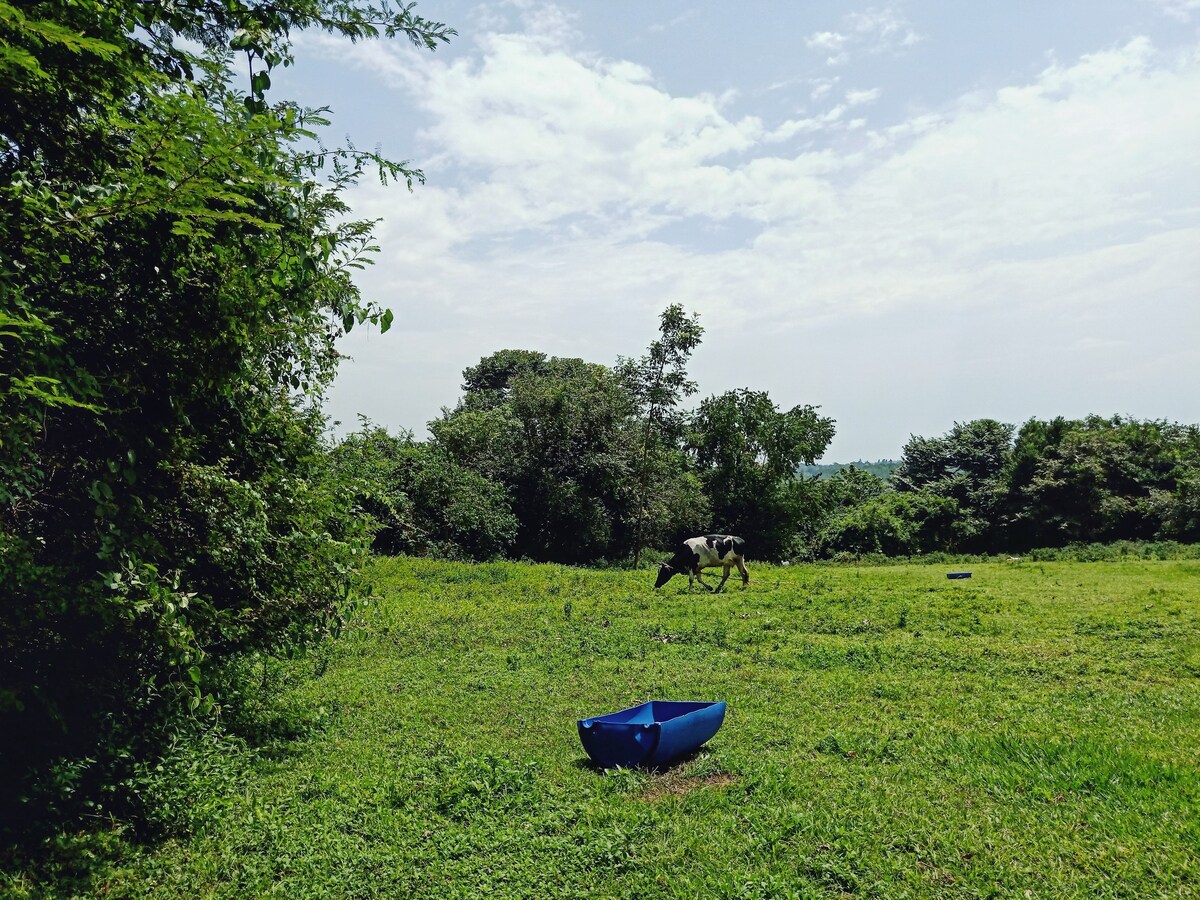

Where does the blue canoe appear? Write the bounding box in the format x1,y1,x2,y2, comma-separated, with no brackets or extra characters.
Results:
577,700,726,769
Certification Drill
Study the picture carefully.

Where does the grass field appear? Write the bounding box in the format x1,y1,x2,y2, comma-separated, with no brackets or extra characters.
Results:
10,558,1200,898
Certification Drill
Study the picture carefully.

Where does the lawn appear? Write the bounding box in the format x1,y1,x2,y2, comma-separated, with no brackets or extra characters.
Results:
11,558,1200,898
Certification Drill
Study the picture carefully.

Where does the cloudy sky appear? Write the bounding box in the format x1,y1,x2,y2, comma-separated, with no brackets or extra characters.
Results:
279,0,1200,461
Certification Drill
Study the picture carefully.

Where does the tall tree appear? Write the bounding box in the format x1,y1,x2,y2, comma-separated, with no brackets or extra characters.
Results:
616,304,704,565
893,419,1014,551
688,389,835,560
0,0,452,831
432,349,709,563
329,424,517,560
433,353,636,562
1005,416,1200,547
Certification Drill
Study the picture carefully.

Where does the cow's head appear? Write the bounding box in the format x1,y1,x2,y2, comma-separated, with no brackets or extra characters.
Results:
654,564,676,588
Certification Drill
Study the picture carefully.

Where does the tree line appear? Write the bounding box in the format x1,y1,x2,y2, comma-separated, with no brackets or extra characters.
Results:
822,416,1200,557
329,306,836,566
332,329,1200,565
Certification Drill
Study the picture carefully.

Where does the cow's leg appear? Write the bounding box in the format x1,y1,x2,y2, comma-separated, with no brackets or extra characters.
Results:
736,559,750,587
713,565,732,593
694,569,715,592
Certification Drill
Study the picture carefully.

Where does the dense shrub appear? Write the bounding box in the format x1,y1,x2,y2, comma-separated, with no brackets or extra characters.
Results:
329,425,517,560
687,389,835,561
818,490,960,557
813,417,1200,559
0,0,451,836
432,351,710,563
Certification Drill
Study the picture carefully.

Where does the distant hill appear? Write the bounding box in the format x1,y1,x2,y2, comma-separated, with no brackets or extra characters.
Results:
798,459,901,480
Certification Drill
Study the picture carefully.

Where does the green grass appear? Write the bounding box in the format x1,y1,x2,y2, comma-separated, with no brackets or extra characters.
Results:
8,559,1200,898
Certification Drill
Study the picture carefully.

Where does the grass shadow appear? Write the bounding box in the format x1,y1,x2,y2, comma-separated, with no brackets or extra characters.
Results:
572,745,709,775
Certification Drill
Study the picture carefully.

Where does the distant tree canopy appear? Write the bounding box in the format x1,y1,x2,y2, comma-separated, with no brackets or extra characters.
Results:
1,0,452,833
1004,416,1200,548
799,460,900,480
431,347,710,563
336,350,1200,567
340,400,1200,567
816,416,1200,557
688,389,835,560
333,314,837,565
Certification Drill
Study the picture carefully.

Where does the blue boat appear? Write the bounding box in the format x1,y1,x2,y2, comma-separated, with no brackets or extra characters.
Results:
947,572,973,579
577,700,726,769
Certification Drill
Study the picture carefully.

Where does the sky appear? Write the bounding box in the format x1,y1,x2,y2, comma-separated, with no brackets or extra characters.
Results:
277,0,1200,461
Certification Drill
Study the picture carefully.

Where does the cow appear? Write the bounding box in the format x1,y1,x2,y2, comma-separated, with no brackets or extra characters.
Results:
654,534,749,593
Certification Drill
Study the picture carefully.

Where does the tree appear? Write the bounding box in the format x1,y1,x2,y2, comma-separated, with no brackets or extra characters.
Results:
457,349,557,412
433,353,636,562
1004,416,1200,547
1160,467,1200,542
329,424,517,560
688,389,835,560
616,304,704,565
0,0,452,832
433,349,709,563
818,490,960,557
893,419,1014,551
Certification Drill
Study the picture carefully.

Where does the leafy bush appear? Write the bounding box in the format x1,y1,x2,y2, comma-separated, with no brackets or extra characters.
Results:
687,389,835,560
818,490,960,557
329,425,518,560
0,0,452,836
433,350,710,563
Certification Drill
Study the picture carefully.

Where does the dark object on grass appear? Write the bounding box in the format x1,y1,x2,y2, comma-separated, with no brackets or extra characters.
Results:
947,572,973,579
578,700,726,769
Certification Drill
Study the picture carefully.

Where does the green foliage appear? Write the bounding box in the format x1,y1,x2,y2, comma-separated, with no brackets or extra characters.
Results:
893,419,1013,551
617,304,705,562
818,464,888,510
0,0,451,835
1006,416,1200,548
435,353,630,561
434,348,708,563
325,423,421,554
456,349,557,412
818,489,960,557
799,459,900,480
6,557,1199,897
688,389,835,560
1162,468,1200,541
814,417,1200,559
616,303,704,445
329,424,517,560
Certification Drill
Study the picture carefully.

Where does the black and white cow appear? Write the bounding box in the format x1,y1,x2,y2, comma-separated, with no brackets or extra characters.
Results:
654,534,749,592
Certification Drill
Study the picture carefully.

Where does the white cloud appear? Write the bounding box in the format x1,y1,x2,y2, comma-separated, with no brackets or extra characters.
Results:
847,7,924,49
505,0,580,48
1147,0,1200,21
319,13,1200,450
763,104,855,142
846,87,882,106
806,6,924,65
408,34,1188,247
346,28,1199,312
806,31,849,52
809,76,840,100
